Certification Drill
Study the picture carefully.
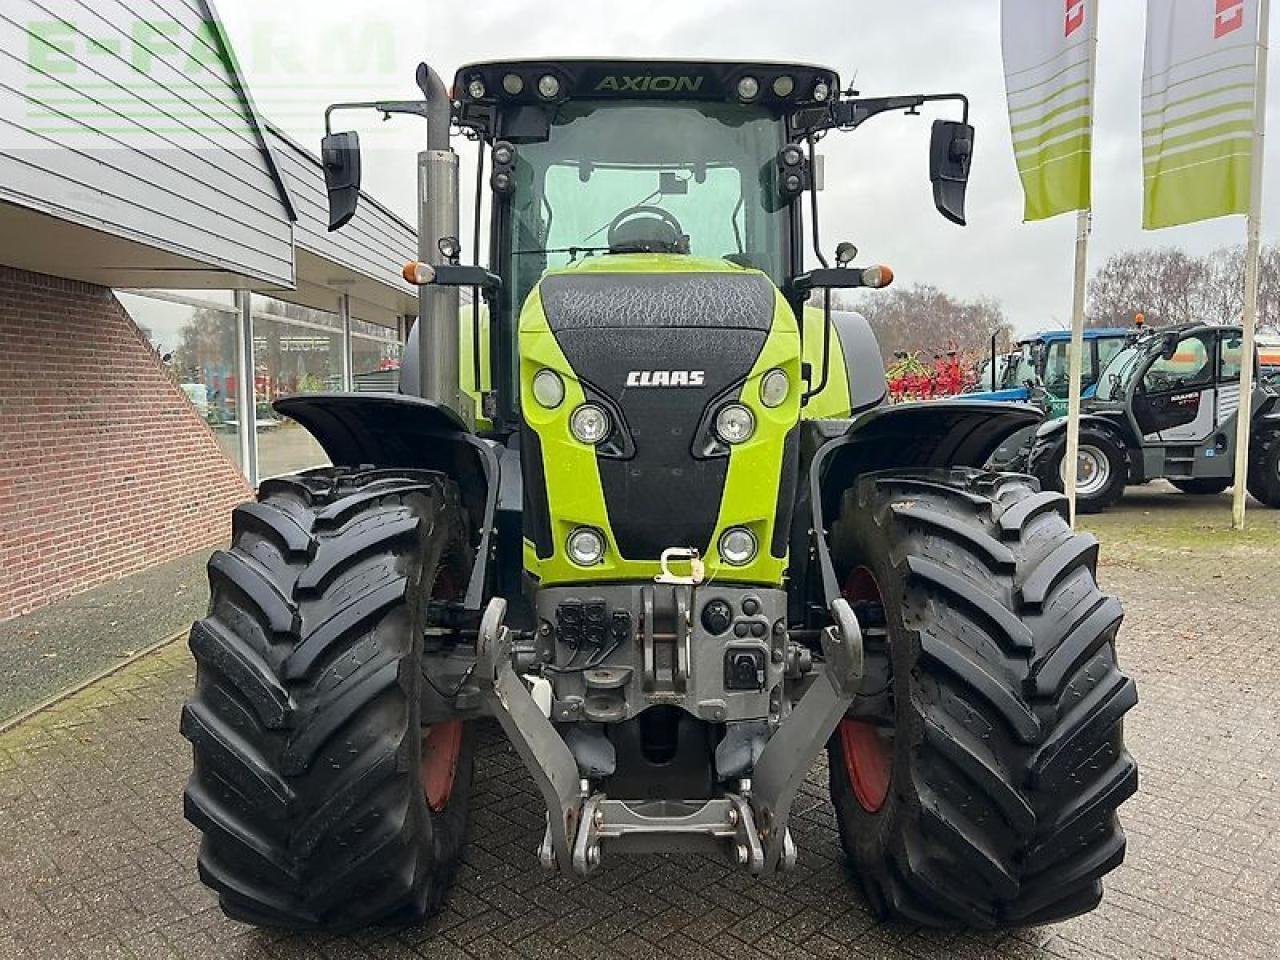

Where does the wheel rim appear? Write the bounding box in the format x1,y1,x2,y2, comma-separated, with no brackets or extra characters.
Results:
837,567,894,814
1060,444,1110,497
421,720,463,811
421,563,463,812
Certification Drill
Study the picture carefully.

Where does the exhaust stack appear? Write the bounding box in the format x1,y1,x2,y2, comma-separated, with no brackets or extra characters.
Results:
415,64,468,421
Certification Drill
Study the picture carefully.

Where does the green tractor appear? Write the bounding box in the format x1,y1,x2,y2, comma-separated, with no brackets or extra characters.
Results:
181,59,1137,931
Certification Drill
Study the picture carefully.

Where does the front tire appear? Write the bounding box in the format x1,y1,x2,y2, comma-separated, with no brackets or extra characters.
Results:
182,469,475,930
826,469,1137,928
1028,426,1127,514
1248,430,1280,507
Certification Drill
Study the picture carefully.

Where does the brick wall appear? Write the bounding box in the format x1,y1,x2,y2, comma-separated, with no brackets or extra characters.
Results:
0,266,251,621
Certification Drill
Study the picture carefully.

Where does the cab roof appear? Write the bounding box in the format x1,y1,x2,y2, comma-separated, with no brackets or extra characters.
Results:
1136,322,1243,339
452,59,841,133
1022,328,1133,345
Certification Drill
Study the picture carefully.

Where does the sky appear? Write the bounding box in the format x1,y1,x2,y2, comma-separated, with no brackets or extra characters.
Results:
215,0,1280,337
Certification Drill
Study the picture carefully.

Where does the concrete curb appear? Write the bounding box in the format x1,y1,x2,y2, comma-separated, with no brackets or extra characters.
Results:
0,629,187,735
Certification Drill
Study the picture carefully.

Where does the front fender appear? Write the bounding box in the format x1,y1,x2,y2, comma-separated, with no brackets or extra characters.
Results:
965,387,1031,403
1033,412,1122,442
274,392,500,610
1255,391,1280,426
802,401,1042,607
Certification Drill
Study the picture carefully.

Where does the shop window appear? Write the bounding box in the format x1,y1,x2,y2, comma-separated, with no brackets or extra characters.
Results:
351,316,403,392
252,295,339,479
116,290,243,469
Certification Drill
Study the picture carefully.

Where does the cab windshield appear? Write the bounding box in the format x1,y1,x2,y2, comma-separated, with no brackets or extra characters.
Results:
503,100,789,321
1096,344,1147,401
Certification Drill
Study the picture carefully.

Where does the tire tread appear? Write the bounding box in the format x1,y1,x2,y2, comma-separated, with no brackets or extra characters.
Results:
826,467,1137,929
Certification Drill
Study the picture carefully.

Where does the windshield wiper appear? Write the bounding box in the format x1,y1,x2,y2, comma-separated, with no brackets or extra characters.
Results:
512,245,611,258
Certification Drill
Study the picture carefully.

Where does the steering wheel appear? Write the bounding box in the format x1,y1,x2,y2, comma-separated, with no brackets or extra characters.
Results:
606,205,687,254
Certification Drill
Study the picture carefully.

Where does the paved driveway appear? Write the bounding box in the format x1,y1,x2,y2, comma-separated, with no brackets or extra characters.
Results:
1,487,1278,959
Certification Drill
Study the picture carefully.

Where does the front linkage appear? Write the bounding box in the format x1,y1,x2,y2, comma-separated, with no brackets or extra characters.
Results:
474,593,864,875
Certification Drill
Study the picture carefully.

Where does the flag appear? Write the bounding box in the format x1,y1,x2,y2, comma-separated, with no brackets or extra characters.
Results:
1143,0,1262,229
1002,0,1098,221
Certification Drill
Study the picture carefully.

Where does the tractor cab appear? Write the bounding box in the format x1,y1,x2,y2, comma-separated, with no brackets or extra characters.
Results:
1090,323,1257,440
440,59,975,433
971,327,1134,414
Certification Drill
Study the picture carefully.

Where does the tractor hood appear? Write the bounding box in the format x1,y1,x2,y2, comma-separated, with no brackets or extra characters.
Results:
518,255,802,584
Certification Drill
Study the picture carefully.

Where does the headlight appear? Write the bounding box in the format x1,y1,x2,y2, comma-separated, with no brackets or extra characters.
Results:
570,403,611,444
538,74,561,99
737,76,760,101
567,527,606,566
760,369,790,408
502,73,524,96
532,369,565,409
466,77,487,100
714,404,756,445
719,527,758,566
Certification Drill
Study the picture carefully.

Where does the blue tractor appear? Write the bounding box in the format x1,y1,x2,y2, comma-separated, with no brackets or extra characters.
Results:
970,328,1135,471
970,328,1135,412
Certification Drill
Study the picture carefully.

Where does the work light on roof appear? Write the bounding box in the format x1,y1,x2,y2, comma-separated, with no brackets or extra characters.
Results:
538,74,561,99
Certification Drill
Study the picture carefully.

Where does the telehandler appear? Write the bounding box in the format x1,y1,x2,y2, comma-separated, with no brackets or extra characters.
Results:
1024,322,1280,512
181,58,1137,931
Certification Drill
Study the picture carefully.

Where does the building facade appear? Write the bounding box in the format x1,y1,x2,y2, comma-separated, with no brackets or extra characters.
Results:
0,2,416,620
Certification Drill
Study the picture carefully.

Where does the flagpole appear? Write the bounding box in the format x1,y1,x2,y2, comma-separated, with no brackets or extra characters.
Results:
1063,9,1100,528
1063,209,1091,527
1232,0,1270,530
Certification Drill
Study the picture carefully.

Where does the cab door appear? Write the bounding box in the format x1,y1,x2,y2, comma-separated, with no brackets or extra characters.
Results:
1132,330,1216,442
1214,330,1253,429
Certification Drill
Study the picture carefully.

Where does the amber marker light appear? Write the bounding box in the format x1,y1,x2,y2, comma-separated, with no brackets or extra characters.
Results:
861,265,895,289
402,261,436,285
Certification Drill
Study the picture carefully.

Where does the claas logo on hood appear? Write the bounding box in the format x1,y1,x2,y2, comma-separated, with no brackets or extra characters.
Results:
626,370,706,388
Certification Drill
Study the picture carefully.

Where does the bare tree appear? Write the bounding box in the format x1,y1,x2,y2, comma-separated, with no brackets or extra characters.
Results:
844,284,1014,366
1087,244,1280,332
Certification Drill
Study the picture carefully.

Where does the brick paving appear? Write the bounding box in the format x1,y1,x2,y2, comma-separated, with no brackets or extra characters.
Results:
2,503,1279,958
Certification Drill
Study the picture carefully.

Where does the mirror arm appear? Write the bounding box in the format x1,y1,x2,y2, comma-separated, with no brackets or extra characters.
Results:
802,92,970,137
428,265,504,295
805,136,829,269
802,289,835,404
324,100,434,136
791,269,873,296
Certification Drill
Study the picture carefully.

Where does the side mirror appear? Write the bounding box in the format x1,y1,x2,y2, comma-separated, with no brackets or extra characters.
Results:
322,131,362,232
929,120,974,226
